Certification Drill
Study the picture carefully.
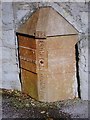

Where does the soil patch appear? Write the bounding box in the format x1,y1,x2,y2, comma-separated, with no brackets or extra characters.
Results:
0,89,89,119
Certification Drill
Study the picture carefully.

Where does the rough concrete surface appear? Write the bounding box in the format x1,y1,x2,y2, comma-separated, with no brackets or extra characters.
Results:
59,100,89,118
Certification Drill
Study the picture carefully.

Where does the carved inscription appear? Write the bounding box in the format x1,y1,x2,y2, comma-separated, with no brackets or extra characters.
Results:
36,39,48,100
20,56,36,64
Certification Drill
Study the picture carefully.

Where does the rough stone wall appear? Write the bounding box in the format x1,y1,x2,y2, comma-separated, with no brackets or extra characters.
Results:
1,2,21,90
1,2,89,100
78,34,88,100
88,2,90,100
0,2,2,89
